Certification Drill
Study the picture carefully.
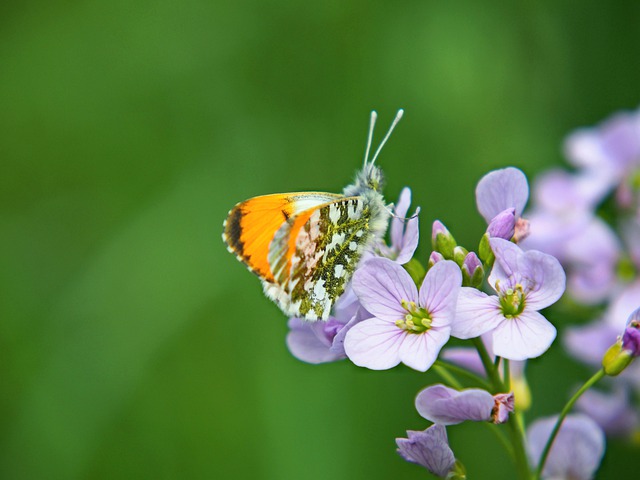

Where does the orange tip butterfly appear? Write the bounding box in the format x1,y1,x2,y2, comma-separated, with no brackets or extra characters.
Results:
222,109,404,320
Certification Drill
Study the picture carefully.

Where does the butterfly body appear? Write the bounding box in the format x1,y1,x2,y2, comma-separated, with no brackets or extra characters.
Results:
222,111,403,321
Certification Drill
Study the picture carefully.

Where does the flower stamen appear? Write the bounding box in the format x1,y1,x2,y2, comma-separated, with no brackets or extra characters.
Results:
398,299,432,333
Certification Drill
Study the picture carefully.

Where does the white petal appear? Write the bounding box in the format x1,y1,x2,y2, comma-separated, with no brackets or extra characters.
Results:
451,288,503,339
419,260,461,324
343,318,403,370
399,327,451,372
491,310,557,360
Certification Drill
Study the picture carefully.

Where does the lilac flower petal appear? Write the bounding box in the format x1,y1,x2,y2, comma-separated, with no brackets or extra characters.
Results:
286,318,344,364
343,318,404,370
352,257,418,323
576,387,640,437
390,187,411,246
519,249,566,310
606,281,640,329
491,310,556,360
415,384,494,425
476,167,529,222
418,260,462,324
396,426,455,477
487,238,523,288
329,306,368,356
527,414,605,480
563,321,619,366
399,326,451,372
451,288,503,339
533,168,610,213
394,213,420,265
487,208,516,239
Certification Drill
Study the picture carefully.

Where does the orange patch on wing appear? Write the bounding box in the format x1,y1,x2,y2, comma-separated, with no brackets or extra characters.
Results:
224,194,295,282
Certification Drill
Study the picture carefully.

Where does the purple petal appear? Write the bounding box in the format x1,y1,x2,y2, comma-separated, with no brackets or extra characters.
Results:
576,387,639,437
563,320,619,366
487,208,516,240
389,188,420,264
419,260,462,325
527,414,605,480
343,318,404,370
396,426,455,477
352,257,418,323
286,318,345,364
476,167,529,223
532,168,610,213
491,310,556,360
605,281,640,330
329,306,369,356
450,288,503,339
415,384,494,425
399,327,451,372
622,317,640,357
519,249,566,310
487,238,523,288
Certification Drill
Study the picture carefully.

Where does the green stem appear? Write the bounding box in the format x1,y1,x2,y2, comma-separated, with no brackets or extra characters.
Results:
472,339,529,480
471,337,504,391
534,369,606,480
503,359,511,392
433,365,463,389
434,360,493,390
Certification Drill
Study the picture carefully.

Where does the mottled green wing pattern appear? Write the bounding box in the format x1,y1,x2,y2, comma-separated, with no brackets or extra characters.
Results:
263,197,375,320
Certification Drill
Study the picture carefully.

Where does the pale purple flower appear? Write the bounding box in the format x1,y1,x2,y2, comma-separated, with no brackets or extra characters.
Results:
527,414,605,480
383,187,420,264
286,285,364,364
522,212,620,305
344,258,461,372
396,425,455,477
415,384,514,425
476,167,530,241
565,107,640,194
576,386,639,437
564,321,619,367
452,238,565,360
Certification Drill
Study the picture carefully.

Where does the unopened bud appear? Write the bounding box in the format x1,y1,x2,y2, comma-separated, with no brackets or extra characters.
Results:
478,233,494,266
428,251,445,268
461,252,484,288
453,246,468,266
432,220,456,259
487,208,516,240
602,341,633,376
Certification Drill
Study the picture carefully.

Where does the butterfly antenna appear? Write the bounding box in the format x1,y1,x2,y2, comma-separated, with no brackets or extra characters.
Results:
363,110,377,167
370,109,404,165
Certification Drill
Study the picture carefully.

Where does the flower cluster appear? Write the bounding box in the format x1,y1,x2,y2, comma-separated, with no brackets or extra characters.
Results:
278,109,640,479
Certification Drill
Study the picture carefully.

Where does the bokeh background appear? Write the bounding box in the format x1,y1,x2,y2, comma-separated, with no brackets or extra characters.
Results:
2,1,639,478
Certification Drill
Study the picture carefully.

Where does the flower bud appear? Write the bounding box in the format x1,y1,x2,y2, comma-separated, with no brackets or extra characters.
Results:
453,246,468,266
487,208,516,240
432,220,456,259
478,232,494,266
603,308,640,376
602,341,633,376
461,252,483,288
428,251,445,268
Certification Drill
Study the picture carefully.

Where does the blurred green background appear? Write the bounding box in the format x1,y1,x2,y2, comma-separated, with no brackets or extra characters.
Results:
2,1,639,478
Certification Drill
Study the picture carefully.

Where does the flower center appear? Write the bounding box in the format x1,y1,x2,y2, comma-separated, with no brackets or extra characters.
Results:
499,284,526,317
396,300,432,333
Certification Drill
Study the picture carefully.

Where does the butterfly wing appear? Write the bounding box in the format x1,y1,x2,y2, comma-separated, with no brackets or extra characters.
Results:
223,192,342,282
264,196,383,320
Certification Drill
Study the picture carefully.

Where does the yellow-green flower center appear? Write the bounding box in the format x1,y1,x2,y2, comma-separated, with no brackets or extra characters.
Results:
396,299,432,334
499,284,526,317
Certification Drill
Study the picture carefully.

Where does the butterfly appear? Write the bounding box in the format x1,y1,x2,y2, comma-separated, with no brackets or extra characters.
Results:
222,110,404,321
